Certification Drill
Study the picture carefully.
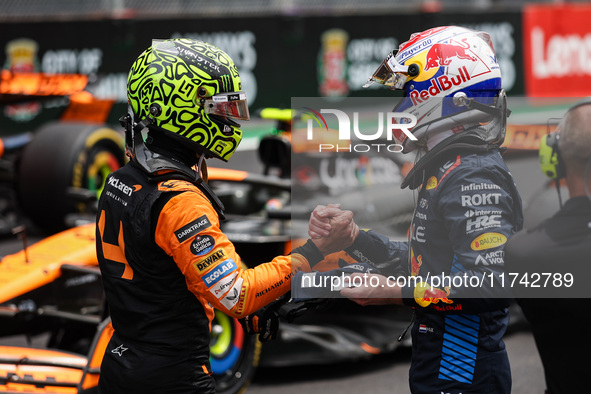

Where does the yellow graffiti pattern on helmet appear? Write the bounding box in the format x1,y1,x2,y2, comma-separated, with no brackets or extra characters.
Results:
127,39,246,161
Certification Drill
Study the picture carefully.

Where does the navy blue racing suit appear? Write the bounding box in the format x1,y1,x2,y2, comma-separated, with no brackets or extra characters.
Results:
345,146,523,393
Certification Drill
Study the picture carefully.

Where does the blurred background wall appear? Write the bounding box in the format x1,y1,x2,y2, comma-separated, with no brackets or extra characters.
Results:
1,0,590,129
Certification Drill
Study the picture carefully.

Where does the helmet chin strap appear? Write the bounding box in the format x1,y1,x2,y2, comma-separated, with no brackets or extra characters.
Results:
452,91,510,119
196,154,208,183
132,122,199,182
417,90,510,150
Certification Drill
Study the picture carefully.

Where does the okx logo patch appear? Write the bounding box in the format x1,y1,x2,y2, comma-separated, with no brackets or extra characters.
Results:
202,259,238,288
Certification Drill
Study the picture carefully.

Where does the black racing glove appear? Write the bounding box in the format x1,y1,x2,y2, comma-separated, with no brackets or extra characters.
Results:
239,294,288,342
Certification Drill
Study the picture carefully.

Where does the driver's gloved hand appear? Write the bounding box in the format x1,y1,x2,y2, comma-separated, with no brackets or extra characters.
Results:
239,294,288,342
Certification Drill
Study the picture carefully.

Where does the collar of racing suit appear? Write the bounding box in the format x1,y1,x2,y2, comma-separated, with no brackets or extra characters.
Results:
401,131,504,190
131,124,226,220
145,128,200,168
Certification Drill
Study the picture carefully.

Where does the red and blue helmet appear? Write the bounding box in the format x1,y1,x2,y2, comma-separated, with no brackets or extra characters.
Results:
365,26,504,152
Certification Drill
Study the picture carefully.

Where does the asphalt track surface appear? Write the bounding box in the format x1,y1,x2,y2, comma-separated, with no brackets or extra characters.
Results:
249,326,546,394
0,315,546,394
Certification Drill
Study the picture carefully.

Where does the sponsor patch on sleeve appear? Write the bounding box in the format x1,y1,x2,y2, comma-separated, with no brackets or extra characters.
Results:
210,272,239,298
219,277,243,310
202,258,238,288
426,176,438,190
193,249,227,273
470,232,507,251
235,284,248,315
191,235,215,256
175,215,212,243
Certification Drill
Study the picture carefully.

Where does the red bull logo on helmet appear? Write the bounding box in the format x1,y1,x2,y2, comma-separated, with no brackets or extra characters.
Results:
423,39,476,71
409,66,473,105
395,27,497,107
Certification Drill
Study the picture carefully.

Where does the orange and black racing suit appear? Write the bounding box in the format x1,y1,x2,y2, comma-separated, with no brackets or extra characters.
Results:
96,161,317,393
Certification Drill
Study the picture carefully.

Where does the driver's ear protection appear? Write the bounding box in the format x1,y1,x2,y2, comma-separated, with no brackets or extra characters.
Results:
539,97,591,179
539,131,564,180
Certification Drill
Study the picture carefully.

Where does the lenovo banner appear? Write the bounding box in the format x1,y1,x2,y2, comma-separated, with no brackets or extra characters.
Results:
524,3,591,97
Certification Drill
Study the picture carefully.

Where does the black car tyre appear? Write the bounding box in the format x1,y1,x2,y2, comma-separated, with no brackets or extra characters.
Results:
210,310,261,394
18,121,125,232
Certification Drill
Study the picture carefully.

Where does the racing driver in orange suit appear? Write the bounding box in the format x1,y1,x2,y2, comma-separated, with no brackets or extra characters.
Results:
96,39,357,393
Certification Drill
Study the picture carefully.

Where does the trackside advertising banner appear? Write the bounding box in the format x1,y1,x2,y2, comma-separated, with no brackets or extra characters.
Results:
0,12,522,135
523,3,591,97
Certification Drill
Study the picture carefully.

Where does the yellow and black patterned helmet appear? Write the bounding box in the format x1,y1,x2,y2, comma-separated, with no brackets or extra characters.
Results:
127,39,250,161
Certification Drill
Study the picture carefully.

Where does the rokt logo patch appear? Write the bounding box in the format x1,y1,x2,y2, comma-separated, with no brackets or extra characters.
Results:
191,235,215,256
193,249,226,273
176,215,212,243
470,232,507,251
461,193,502,207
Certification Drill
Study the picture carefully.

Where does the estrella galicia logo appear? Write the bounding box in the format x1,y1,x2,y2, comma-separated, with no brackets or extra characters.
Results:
175,215,212,243
191,235,215,256
202,259,238,287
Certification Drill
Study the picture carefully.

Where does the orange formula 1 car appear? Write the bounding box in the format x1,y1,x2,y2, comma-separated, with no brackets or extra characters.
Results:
0,70,126,235
0,223,111,393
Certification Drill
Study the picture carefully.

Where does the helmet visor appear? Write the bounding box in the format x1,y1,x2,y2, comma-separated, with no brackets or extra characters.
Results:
203,91,250,121
363,52,410,89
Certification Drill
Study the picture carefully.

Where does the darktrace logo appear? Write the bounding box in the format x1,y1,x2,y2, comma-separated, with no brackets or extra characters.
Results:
303,107,417,153
175,215,212,243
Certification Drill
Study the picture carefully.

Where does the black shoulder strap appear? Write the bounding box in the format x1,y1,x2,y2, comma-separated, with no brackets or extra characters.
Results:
128,122,226,221
148,168,226,222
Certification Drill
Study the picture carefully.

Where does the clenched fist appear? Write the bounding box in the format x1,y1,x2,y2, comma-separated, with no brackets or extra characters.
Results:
309,204,359,255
